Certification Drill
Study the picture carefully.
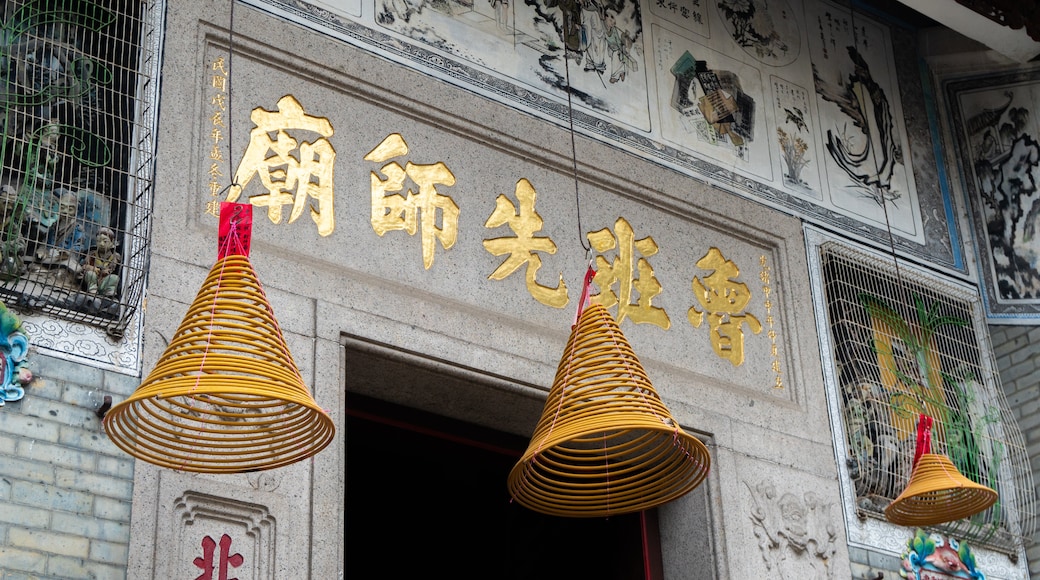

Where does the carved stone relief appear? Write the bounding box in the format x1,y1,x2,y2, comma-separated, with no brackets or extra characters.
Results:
171,491,277,580
748,480,838,579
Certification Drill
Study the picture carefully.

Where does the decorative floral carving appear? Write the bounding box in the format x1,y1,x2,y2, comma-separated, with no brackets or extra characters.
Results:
748,480,838,579
246,471,282,493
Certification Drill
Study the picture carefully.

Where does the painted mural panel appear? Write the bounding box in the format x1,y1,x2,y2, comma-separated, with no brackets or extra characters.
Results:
717,0,800,67
654,25,771,179
373,0,653,130
772,75,822,199
649,0,708,39
805,0,920,240
946,67,1040,322
242,0,959,271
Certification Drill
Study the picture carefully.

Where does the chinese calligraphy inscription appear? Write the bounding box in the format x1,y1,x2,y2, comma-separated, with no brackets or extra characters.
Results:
205,57,229,218
193,533,244,580
759,255,784,388
366,133,459,269
483,178,568,307
689,247,762,365
588,217,670,329
228,95,336,236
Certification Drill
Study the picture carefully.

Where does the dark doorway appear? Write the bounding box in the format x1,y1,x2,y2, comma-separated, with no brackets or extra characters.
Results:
345,393,663,579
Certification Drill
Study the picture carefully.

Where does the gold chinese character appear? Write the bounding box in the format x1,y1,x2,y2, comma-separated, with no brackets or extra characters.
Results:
209,181,222,196
212,57,228,76
205,199,221,217
211,75,226,92
210,127,223,144
759,254,783,388
211,93,227,111
483,178,568,308
587,217,669,329
689,247,762,366
212,110,225,128
209,144,224,162
365,133,459,270
228,95,336,236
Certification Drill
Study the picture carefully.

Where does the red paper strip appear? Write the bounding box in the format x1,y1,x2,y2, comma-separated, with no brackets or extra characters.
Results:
218,202,252,258
572,265,596,328
912,414,933,469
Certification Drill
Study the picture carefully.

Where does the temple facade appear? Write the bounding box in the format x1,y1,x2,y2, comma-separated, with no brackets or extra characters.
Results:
0,0,1037,578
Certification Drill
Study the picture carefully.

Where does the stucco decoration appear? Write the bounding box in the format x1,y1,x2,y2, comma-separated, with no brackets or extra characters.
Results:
900,529,986,580
0,299,32,405
247,471,283,493
20,307,141,375
748,480,838,579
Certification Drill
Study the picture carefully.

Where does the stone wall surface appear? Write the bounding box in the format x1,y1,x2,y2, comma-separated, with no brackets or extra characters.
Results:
130,0,852,577
0,353,138,580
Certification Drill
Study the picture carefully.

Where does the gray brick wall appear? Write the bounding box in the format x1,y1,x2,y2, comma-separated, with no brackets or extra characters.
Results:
0,353,138,580
990,324,1040,578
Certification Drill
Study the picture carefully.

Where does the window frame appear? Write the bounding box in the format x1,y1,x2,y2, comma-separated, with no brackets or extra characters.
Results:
805,226,1031,575
0,0,163,375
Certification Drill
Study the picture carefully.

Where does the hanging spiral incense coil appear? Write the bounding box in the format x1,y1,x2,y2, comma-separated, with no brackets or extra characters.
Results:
508,303,710,517
885,452,998,526
104,254,335,473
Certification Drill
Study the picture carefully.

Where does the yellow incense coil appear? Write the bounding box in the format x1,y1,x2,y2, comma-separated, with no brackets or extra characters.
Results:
885,453,998,526
508,303,710,517
104,254,334,473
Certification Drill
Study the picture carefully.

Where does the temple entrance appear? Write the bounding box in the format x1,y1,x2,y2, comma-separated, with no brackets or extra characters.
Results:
345,391,661,579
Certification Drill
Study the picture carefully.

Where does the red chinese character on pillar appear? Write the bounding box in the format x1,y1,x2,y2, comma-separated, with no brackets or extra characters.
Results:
194,533,244,580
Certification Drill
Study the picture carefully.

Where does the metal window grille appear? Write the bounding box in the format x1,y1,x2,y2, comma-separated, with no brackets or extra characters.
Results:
0,0,156,337
819,241,1035,551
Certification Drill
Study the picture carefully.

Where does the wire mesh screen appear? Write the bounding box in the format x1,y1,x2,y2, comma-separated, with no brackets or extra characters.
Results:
820,242,1035,551
0,0,155,337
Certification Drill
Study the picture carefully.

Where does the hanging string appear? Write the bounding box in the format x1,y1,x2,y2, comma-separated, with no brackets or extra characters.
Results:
848,8,907,303
195,204,248,396
539,263,595,456
226,0,238,196
561,11,590,253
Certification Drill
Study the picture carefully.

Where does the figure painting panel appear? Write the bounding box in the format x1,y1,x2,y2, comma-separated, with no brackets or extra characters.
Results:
806,0,922,240
374,0,653,130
